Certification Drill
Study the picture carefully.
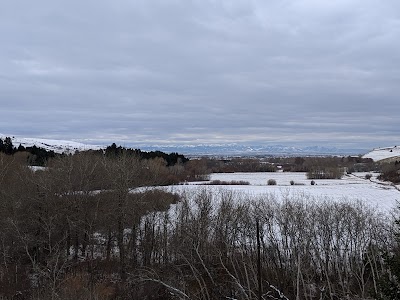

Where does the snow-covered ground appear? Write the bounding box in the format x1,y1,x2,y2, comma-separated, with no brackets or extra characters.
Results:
169,172,399,213
363,145,400,161
0,134,102,154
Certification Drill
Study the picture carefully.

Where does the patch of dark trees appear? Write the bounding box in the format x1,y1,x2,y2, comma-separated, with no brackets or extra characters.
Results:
378,160,400,183
103,142,188,166
0,137,56,165
0,137,188,167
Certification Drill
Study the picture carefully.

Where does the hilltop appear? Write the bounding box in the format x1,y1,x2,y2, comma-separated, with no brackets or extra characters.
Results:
0,134,101,154
362,145,400,162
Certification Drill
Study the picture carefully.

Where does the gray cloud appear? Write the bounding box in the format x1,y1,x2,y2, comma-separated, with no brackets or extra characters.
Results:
1,0,399,150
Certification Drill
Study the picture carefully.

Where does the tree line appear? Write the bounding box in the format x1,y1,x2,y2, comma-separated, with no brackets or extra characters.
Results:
187,156,376,176
0,137,188,168
103,143,188,166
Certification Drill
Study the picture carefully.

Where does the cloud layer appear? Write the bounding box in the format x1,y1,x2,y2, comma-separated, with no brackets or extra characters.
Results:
1,0,399,149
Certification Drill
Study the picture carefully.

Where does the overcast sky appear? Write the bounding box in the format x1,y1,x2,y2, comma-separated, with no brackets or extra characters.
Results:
1,0,399,149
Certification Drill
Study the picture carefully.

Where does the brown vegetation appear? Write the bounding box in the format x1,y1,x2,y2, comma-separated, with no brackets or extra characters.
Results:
202,180,250,185
378,160,400,184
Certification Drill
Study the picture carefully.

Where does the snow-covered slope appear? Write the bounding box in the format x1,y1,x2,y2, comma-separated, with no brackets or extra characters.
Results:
0,134,102,154
363,146,400,162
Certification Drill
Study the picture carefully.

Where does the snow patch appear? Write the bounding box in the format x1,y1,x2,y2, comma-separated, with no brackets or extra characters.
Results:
363,146,400,161
0,134,102,154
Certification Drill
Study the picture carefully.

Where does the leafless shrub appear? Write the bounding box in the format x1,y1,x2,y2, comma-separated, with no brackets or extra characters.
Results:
203,180,250,185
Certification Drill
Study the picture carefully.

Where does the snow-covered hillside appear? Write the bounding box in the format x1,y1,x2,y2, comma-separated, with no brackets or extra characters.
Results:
0,134,102,154
363,146,400,162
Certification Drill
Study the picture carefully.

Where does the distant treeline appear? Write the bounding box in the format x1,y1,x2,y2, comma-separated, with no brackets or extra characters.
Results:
0,137,56,165
0,137,188,167
102,143,188,166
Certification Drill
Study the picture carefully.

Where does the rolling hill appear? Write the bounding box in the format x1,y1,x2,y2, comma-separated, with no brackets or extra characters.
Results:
0,134,101,154
362,146,400,162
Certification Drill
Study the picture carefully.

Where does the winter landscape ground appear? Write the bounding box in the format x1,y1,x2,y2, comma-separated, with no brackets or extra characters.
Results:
169,171,400,214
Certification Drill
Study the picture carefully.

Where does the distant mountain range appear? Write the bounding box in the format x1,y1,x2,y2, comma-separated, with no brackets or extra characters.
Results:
139,144,367,156
0,134,370,156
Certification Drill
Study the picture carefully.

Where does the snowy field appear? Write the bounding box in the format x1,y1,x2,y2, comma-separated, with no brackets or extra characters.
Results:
168,172,400,214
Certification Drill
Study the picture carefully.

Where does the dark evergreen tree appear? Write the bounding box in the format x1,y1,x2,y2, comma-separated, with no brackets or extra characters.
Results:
105,143,124,157
3,137,15,155
25,145,56,166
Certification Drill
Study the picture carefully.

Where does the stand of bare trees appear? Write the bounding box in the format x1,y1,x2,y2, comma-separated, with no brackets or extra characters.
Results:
124,190,391,300
0,151,180,299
